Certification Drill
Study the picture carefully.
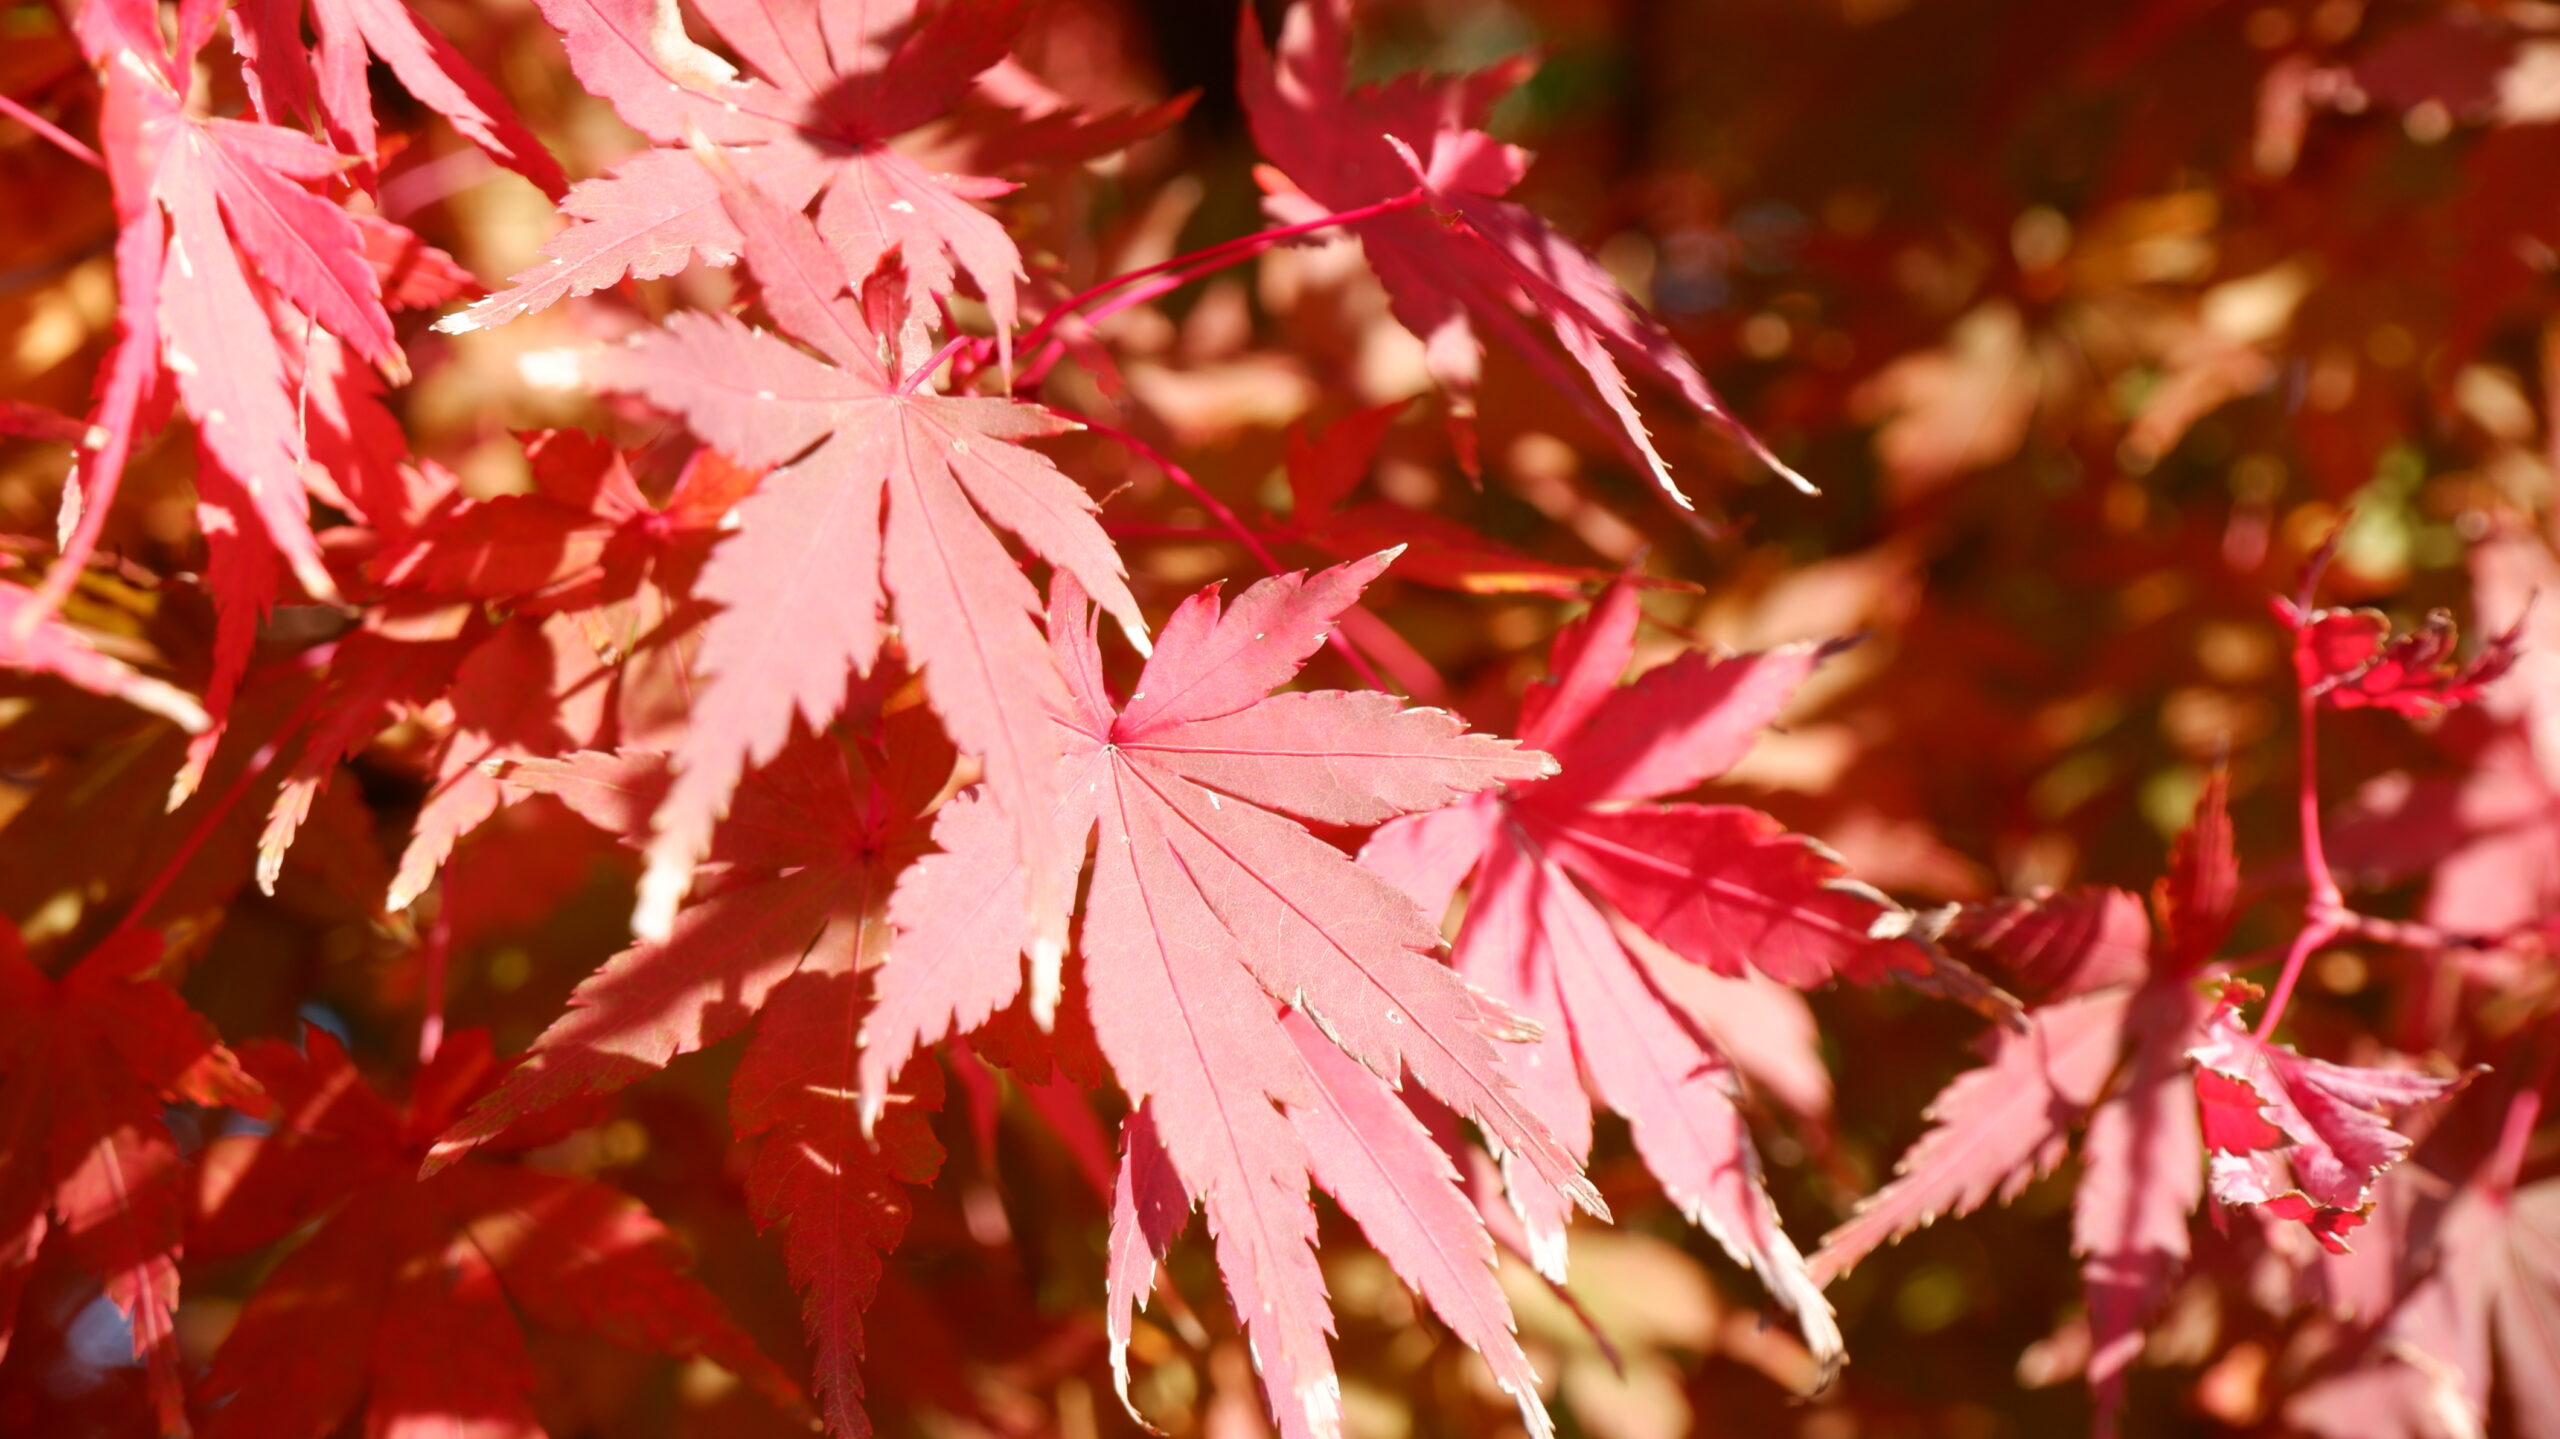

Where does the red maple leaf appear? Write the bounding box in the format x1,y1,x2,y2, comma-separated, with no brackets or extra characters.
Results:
53,3,458,771
191,1027,801,1438
415,700,955,1430
435,0,1029,347
0,922,260,1435
2280,1119,2560,1439
2189,979,2467,1255
371,430,758,621
583,175,1142,958
1238,0,1805,499
356,433,754,909
1811,768,2463,1431
859,551,1588,1437
2275,595,2527,717
1358,575,1985,1371
230,0,567,197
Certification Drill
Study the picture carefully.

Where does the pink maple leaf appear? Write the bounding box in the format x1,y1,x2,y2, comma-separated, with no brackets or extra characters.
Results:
583,175,1142,954
860,551,1587,1438
2189,980,2468,1255
231,0,567,197
436,0,1028,348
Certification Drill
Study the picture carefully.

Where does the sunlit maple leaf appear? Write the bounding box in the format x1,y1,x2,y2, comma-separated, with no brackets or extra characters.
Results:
192,1028,799,1438
230,0,567,197
435,0,1028,346
0,922,259,1435
1813,772,2239,1434
1238,0,1804,501
1360,575,1997,1371
2189,979,2467,1255
53,8,443,767
859,551,1586,1438
583,175,1142,955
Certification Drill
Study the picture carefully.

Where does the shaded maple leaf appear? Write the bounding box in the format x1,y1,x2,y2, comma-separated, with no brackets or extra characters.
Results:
0,922,260,1436
192,1028,799,1438
731,969,946,1438
230,0,567,198
361,434,753,910
435,0,1028,347
1238,0,1806,502
2283,1129,2560,1439
859,551,1588,1438
427,699,953,1164
380,613,619,914
420,700,953,1438
950,57,1197,176
370,430,757,620
584,175,1142,957
1359,575,1989,1372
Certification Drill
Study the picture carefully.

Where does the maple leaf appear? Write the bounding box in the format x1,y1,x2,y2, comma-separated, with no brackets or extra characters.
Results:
2188,980,2467,1255
859,551,1587,1437
1238,0,1806,501
370,430,757,620
427,700,953,1165
81,41,392,615
364,434,752,909
253,615,487,894
1106,1011,1554,1438
192,1027,799,1438
582,177,1142,956
0,922,260,1435
950,57,1198,175
2275,595,2527,717
51,10,456,768
1358,576,1982,1371
230,0,567,197
1813,988,2135,1283
2281,1115,2560,1439
1811,771,2237,1434
731,969,946,1439
435,0,1028,346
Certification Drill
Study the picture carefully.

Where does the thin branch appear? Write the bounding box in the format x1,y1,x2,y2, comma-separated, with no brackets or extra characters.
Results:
0,90,102,170
1076,418,1396,693
1007,189,1427,389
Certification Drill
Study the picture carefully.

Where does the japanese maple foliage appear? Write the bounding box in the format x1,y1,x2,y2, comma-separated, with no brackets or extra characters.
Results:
6,0,2560,1436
